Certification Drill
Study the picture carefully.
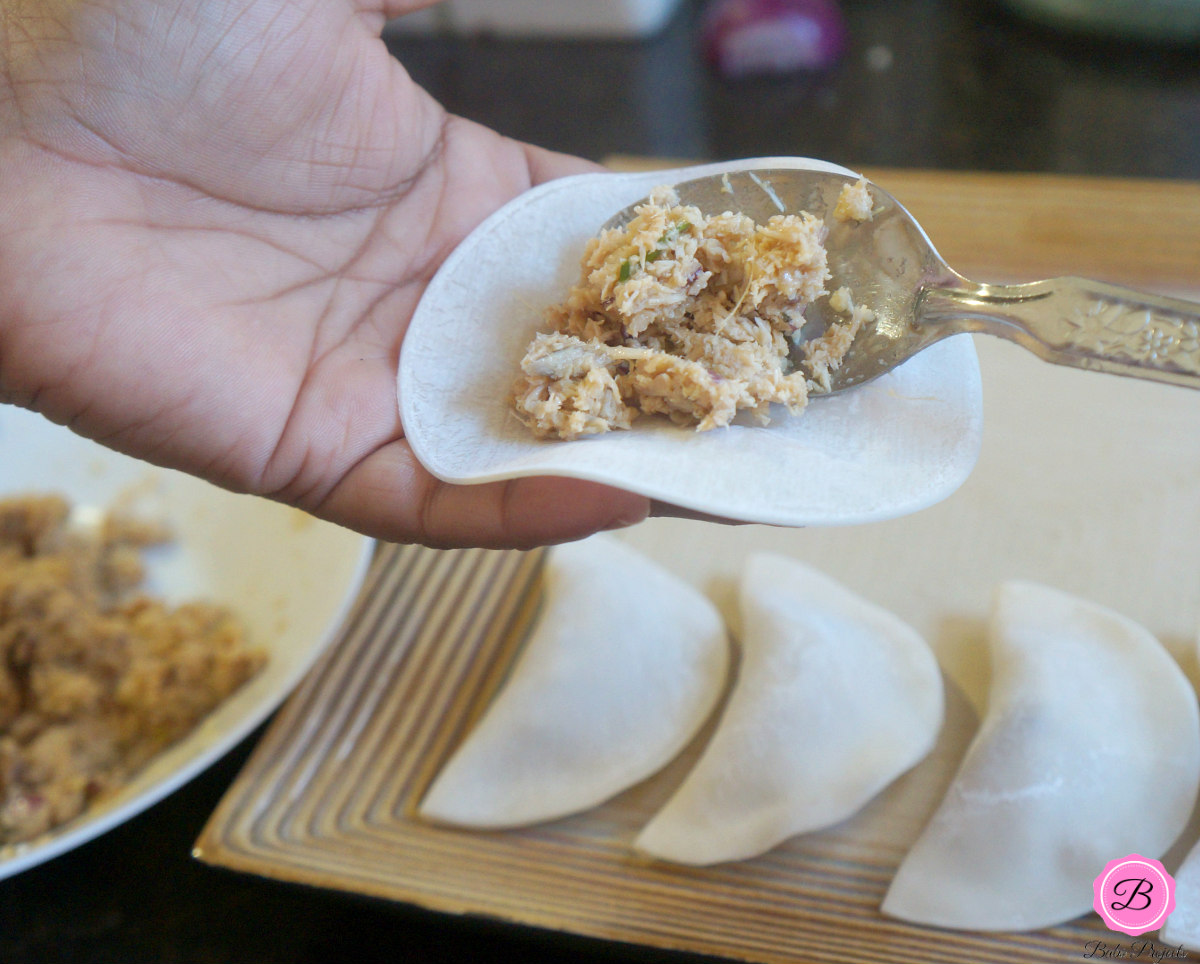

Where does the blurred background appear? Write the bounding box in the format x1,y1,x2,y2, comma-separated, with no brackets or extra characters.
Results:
383,0,1200,180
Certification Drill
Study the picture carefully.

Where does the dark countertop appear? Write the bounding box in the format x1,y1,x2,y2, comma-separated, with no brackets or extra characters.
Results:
385,0,1200,180
3,2,1198,962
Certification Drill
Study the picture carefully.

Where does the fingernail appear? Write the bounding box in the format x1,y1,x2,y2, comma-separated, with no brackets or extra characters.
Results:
601,498,650,531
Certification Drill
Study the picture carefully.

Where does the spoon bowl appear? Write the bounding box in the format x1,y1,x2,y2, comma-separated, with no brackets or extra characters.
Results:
607,168,1200,395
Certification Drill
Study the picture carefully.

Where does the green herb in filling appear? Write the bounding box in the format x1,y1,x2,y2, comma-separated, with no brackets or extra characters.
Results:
616,220,692,284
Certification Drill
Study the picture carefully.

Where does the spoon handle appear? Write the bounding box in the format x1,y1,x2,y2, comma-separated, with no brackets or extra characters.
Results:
920,278,1200,389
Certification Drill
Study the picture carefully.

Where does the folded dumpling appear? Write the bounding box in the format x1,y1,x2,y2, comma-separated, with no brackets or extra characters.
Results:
883,581,1200,931
634,553,943,865
1157,627,1200,952
418,534,730,829
1162,834,1200,951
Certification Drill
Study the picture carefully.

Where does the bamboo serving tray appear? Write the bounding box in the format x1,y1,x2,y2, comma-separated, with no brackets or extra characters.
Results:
195,166,1200,964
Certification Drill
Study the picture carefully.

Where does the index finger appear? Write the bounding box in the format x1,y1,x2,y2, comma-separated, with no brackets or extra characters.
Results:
308,438,651,549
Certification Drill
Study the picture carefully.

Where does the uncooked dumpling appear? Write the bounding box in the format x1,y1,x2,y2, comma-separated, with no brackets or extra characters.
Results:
1162,827,1200,950
1162,833,1200,951
634,553,943,865
1143,622,1200,953
883,581,1200,932
418,534,729,828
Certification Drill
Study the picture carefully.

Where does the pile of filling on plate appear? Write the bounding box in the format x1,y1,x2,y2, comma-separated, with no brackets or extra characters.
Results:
513,181,875,440
0,494,266,846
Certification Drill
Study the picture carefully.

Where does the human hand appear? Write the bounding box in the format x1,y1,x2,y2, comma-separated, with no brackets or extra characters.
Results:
0,0,650,548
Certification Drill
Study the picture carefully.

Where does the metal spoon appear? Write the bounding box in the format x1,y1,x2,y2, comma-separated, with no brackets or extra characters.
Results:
604,168,1200,395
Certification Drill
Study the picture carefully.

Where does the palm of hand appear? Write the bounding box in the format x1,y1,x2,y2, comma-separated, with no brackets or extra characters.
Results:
0,0,647,546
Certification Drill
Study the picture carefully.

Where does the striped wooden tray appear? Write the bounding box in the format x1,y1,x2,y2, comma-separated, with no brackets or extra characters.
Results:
192,534,1196,963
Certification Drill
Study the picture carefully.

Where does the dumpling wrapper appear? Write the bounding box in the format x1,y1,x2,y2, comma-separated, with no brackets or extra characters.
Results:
418,534,729,829
398,156,983,528
1162,834,1200,951
883,581,1200,932
634,553,943,865
1158,625,1200,952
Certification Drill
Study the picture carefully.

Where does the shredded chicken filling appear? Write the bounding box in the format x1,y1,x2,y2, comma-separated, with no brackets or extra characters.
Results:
0,494,265,846
514,185,869,440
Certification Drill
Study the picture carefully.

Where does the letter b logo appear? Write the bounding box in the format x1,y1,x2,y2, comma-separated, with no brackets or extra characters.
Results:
1110,877,1154,912
1094,856,1176,936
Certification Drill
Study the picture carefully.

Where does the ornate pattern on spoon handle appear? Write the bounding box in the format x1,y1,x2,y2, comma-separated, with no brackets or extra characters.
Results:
921,278,1200,389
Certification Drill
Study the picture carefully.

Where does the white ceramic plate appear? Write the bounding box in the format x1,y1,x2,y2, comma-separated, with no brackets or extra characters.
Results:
399,156,983,527
0,404,374,881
